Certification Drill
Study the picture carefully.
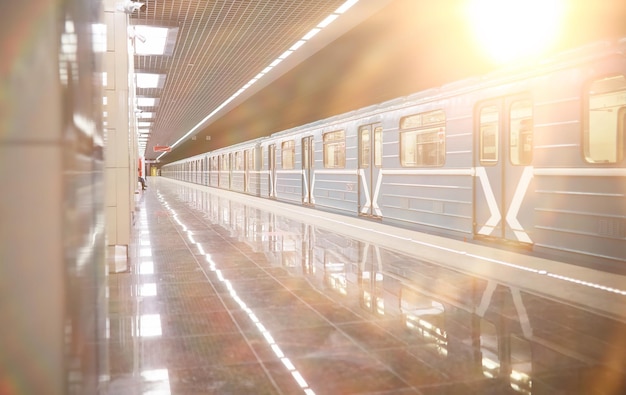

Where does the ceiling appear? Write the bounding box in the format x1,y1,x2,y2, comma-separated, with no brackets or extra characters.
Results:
130,0,626,163
130,0,392,161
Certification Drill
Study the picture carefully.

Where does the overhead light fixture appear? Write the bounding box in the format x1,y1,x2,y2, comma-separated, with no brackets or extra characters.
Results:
317,14,339,28
137,112,155,119
91,23,107,53
336,0,359,14
302,28,320,41
136,73,165,89
133,25,179,56
137,97,157,107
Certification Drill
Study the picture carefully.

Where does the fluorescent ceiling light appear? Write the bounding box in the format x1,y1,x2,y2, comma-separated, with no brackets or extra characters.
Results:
336,0,359,14
279,50,293,59
138,122,152,127
290,40,305,51
133,25,178,56
138,112,155,119
91,23,107,53
302,28,320,41
134,26,168,55
137,97,157,107
136,73,165,89
318,14,338,28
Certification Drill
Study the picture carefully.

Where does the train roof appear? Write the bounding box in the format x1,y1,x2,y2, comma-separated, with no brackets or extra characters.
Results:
266,37,625,141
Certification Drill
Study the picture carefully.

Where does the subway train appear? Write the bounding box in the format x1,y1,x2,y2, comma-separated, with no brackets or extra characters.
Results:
162,38,626,272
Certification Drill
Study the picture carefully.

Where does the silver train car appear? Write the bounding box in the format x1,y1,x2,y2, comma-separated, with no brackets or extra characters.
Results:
162,39,626,271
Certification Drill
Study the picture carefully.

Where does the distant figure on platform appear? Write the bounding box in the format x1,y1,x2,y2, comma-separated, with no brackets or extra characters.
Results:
138,176,147,190
138,168,147,190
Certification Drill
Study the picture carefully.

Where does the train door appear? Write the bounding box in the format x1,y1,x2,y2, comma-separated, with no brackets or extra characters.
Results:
216,156,221,187
474,96,533,243
211,156,218,186
268,144,276,198
243,150,249,193
195,159,200,184
302,136,314,205
220,153,229,189
229,153,233,190
218,154,223,187
200,157,204,185
358,123,383,218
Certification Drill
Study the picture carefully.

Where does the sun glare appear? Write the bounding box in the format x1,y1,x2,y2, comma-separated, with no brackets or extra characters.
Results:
466,0,566,64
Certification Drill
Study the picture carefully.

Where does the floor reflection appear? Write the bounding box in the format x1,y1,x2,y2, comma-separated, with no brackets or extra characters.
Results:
172,184,626,394
105,181,626,394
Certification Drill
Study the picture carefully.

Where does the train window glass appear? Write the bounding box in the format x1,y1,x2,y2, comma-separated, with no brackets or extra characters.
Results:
374,126,383,167
480,106,499,164
323,130,346,168
510,100,533,165
400,110,446,167
281,140,295,169
585,75,626,163
359,126,370,168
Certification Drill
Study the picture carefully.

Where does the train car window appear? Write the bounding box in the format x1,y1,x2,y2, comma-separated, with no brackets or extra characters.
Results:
479,106,499,164
359,126,370,168
281,140,295,169
374,126,383,167
400,110,446,167
323,130,346,168
585,75,626,163
221,154,229,170
510,100,533,165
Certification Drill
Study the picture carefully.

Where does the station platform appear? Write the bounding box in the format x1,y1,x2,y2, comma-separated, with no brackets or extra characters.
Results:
103,176,626,395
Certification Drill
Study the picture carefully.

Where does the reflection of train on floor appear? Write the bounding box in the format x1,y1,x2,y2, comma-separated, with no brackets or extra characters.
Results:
162,38,626,271
175,187,626,394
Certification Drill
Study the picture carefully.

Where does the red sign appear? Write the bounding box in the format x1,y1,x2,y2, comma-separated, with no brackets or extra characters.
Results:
153,145,171,152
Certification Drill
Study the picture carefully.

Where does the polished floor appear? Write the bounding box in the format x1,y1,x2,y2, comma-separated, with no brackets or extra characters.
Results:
103,177,626,395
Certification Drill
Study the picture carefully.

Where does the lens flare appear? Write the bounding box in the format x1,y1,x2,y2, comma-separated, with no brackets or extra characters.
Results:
466,0,566,64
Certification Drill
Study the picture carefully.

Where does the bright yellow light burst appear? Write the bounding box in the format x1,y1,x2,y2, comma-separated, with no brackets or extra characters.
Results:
466,0,566,64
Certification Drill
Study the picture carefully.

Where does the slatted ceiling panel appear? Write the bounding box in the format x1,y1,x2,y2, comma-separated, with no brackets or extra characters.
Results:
130,0,346,157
